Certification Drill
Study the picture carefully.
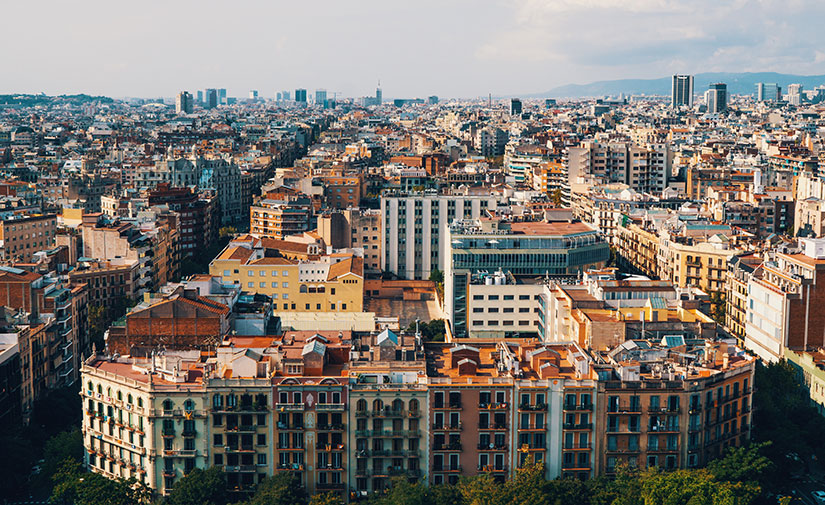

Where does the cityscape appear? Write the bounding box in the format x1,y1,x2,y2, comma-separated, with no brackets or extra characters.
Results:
5,2,825,505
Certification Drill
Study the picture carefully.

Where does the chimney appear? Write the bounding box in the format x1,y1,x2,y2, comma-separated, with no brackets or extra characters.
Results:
722,353,729,369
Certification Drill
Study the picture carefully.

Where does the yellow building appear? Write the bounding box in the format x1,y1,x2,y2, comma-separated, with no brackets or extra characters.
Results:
210,243,364,313
615,217,660,279
659,236,737,294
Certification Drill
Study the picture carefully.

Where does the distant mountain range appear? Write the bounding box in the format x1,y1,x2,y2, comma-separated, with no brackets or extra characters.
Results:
521,72,825,99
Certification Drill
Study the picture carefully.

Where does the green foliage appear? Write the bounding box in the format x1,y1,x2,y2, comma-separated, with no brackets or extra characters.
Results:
706,444,773,484
243,472,308,505
406,319,446,342
709,291,726,325
550,188,563,206
309,492,344,505
42,429,84,484
752,360,825,487
429,269,444,284
165,467,228,505
51,459,149,505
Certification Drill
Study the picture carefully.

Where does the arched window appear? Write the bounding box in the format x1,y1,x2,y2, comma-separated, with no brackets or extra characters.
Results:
87,381,93,393
317,286,325,293
356,399,367,412
137,397,143,408
392,399,404,412
163,399,173,411
299,284,308,293
117,391,122,401
184,400,194,412
372,399,383,412
227,394,237,408
127,394,133,405
409,399,419,413
106,387,112,398
97,384,102,394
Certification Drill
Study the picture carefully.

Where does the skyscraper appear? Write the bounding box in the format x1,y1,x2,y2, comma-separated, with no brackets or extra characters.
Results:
756,82,781,102
295,88,307,103
707,83,727,113
788,83,803,106
218,88,227,105
205,88,218,109
196,90,203,105
375,86,382,104
510,98,523,116
282,90,291,101
175,91,193,114
671,75,694,107
249,90,258,100
315,89,327,106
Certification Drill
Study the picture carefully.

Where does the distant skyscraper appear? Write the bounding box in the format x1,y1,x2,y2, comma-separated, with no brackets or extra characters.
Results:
756,82,781,102
276,92,282,101
707,83,727,113
175,91,193,114
788,83,803,106
315,89,327,106
218,88,227,105
295,88,307,103
249,90,258,100
205,88,218,109
282,90,291,101
510,98,523,116
428,95,439,105
196,90,203,105
545,98,557,108
376,86,382,104
671,75,694,107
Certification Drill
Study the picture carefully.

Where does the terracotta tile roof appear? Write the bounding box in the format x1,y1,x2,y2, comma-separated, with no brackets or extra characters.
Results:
248,257,296,266
216,246,254,262
327,256,363,280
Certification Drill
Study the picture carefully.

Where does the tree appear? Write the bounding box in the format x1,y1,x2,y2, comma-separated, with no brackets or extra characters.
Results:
245,472,308,505
309,492,344,505
709,291,726,325
42,429,84,486
429,269,444,284
165,467,228,505
707,443,773,484
550,188,563,206
51,459,149,505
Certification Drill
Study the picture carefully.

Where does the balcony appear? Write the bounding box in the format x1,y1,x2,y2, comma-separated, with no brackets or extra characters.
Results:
563,423,593,430
648,406,681,414
274,403,305,412
562,403,592,411
432,423,461,431
477,443,508,451
316,403,345,412
478,465,507,473
317,423,345,431
606,405,642,414
433,442,462,451
316,482,345,490
316,442,346,451
182,429,197,437
519,403,548,411
371,409,406,418
479,402,509,410
276,422,304,430
518,424,546,432
563,443,592,450
162,428,176,437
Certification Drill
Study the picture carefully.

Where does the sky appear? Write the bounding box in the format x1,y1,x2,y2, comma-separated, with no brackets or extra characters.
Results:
3,0,825,99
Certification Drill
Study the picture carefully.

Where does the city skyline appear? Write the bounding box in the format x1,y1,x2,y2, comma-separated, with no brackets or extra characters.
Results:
3,0,825,99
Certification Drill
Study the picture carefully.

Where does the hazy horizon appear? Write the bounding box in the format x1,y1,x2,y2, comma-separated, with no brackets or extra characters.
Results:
4,0,825,99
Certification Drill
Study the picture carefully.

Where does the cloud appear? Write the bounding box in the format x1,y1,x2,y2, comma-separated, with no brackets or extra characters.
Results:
477,0,825,85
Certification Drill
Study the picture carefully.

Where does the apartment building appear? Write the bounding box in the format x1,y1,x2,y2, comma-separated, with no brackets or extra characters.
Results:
249,197,312,240
615,216,661,278
380,192,500,280
81,321,755,499
209,240,364,313
725,254,762,346
444,217,609,338
0,214,57,262
464,270,545,339
744,238,825,362
68,258,139,314
567,141,671,195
